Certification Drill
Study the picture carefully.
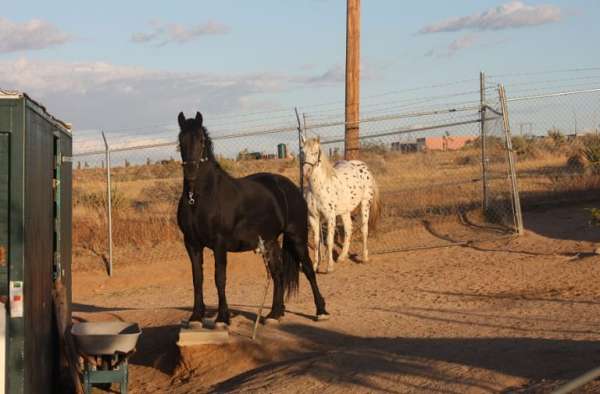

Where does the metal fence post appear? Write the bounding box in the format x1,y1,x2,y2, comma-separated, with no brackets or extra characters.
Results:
480,71,489,213
101,131,114,276
294,107,304,194
498,85,524,235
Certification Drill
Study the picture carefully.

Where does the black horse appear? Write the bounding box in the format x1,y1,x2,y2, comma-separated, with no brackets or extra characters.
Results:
176,111,329,325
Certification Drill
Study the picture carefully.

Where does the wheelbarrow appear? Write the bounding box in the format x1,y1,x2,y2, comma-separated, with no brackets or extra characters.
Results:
71,322,142,394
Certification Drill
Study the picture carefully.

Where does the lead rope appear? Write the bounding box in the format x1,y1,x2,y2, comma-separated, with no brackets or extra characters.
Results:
252,236,271,340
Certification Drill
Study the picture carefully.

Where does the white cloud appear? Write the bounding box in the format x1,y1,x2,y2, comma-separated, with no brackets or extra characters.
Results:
0,58,340,139
0,17,70,53
447,34,478,56
132,20,230,46
301,63,381,85
305,65,345,85
426,34,487,58
420,1,562,34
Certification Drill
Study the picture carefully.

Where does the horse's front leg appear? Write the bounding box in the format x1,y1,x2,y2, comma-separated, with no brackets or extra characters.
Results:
185,241,205,322
325,214,336,273
214,244,230,325
308,213,320,271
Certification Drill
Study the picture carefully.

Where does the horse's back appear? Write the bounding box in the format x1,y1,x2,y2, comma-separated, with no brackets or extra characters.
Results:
333,160,376,197
245,172,308,223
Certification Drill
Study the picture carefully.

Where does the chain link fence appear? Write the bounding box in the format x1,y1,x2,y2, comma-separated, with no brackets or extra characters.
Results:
71,79,600,272
503,88,600,210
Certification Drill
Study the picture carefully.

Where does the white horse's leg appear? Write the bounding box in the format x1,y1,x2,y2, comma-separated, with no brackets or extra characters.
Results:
326,214,336,272
361,200,370,263
338,212,352,262
308,213,320,271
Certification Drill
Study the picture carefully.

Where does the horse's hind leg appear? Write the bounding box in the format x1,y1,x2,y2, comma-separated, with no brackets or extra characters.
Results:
264,239,285,321
338,212,352,262
213,244,231,325
291,237,329,319
360,200,370,263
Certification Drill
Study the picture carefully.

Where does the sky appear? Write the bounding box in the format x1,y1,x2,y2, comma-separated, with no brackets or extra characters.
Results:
1,0,599,153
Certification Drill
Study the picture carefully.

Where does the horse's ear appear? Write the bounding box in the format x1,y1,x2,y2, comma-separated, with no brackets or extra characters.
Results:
195,112,203,126
178,112,186,129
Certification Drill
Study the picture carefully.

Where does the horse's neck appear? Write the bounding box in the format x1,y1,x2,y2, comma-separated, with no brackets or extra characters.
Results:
185,162,228,194
308,156,336,193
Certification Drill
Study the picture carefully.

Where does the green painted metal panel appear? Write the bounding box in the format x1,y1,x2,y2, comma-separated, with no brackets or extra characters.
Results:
0,133,8,293
5,98,25,394
0,95,73,394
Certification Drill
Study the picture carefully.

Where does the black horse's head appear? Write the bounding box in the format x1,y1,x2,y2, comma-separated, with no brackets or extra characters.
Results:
177,111,212,182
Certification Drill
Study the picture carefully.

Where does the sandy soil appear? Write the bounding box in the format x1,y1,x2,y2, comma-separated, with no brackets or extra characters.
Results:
73,203,600,393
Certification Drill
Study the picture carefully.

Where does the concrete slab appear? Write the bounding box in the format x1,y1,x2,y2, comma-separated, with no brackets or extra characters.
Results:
177,320,230,347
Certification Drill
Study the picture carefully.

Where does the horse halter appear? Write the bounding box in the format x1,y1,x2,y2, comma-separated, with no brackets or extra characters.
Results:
181,157,208,167
303,149,321,168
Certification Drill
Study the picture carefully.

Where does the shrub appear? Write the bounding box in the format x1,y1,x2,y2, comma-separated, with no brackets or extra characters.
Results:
511,135,542,159
582,134,600,172
455,154,479,166
361,142,388,156
363,156,387,175
141,181,180,203
547,127,565,147
75,185,126,211
566,153,589,174
586,208,600,226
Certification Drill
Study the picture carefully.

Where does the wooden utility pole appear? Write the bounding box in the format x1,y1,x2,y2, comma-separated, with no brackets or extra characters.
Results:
345,0,360,160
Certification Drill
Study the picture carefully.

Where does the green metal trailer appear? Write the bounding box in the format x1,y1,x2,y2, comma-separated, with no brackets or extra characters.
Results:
0,90,72,394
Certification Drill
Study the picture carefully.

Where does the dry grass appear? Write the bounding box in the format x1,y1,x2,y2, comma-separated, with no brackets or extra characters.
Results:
72,139,600,268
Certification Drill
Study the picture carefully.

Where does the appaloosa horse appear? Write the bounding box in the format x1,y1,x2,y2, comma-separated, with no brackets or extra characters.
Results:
177,112,328,325
302,136,380,273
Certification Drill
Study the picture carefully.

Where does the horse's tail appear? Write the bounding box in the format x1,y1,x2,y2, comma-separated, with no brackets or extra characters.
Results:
369,179,381,232
281,233,300,299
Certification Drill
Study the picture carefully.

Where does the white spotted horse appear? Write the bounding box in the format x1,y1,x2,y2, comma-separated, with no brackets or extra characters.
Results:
177,112,329,325
302,136,380,273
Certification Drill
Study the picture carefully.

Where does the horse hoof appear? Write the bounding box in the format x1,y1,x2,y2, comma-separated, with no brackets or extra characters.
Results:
264,318,280,325
188,320,203,329
214,322,229,330
316,313,331,321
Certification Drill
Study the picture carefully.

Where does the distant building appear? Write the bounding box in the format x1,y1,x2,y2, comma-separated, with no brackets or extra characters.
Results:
391,142,419,153
391,135,475,153
417,135,475,151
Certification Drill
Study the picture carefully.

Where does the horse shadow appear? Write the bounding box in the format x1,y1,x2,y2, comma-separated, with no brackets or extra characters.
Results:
211,323,600,393
128,324,181,376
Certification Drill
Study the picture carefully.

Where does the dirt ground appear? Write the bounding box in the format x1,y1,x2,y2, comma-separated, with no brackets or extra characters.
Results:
73,203,600,393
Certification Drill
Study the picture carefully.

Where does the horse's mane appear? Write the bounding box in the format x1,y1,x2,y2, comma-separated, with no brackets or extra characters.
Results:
318,148,336,179
200,126,216,162
201,126,233,175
